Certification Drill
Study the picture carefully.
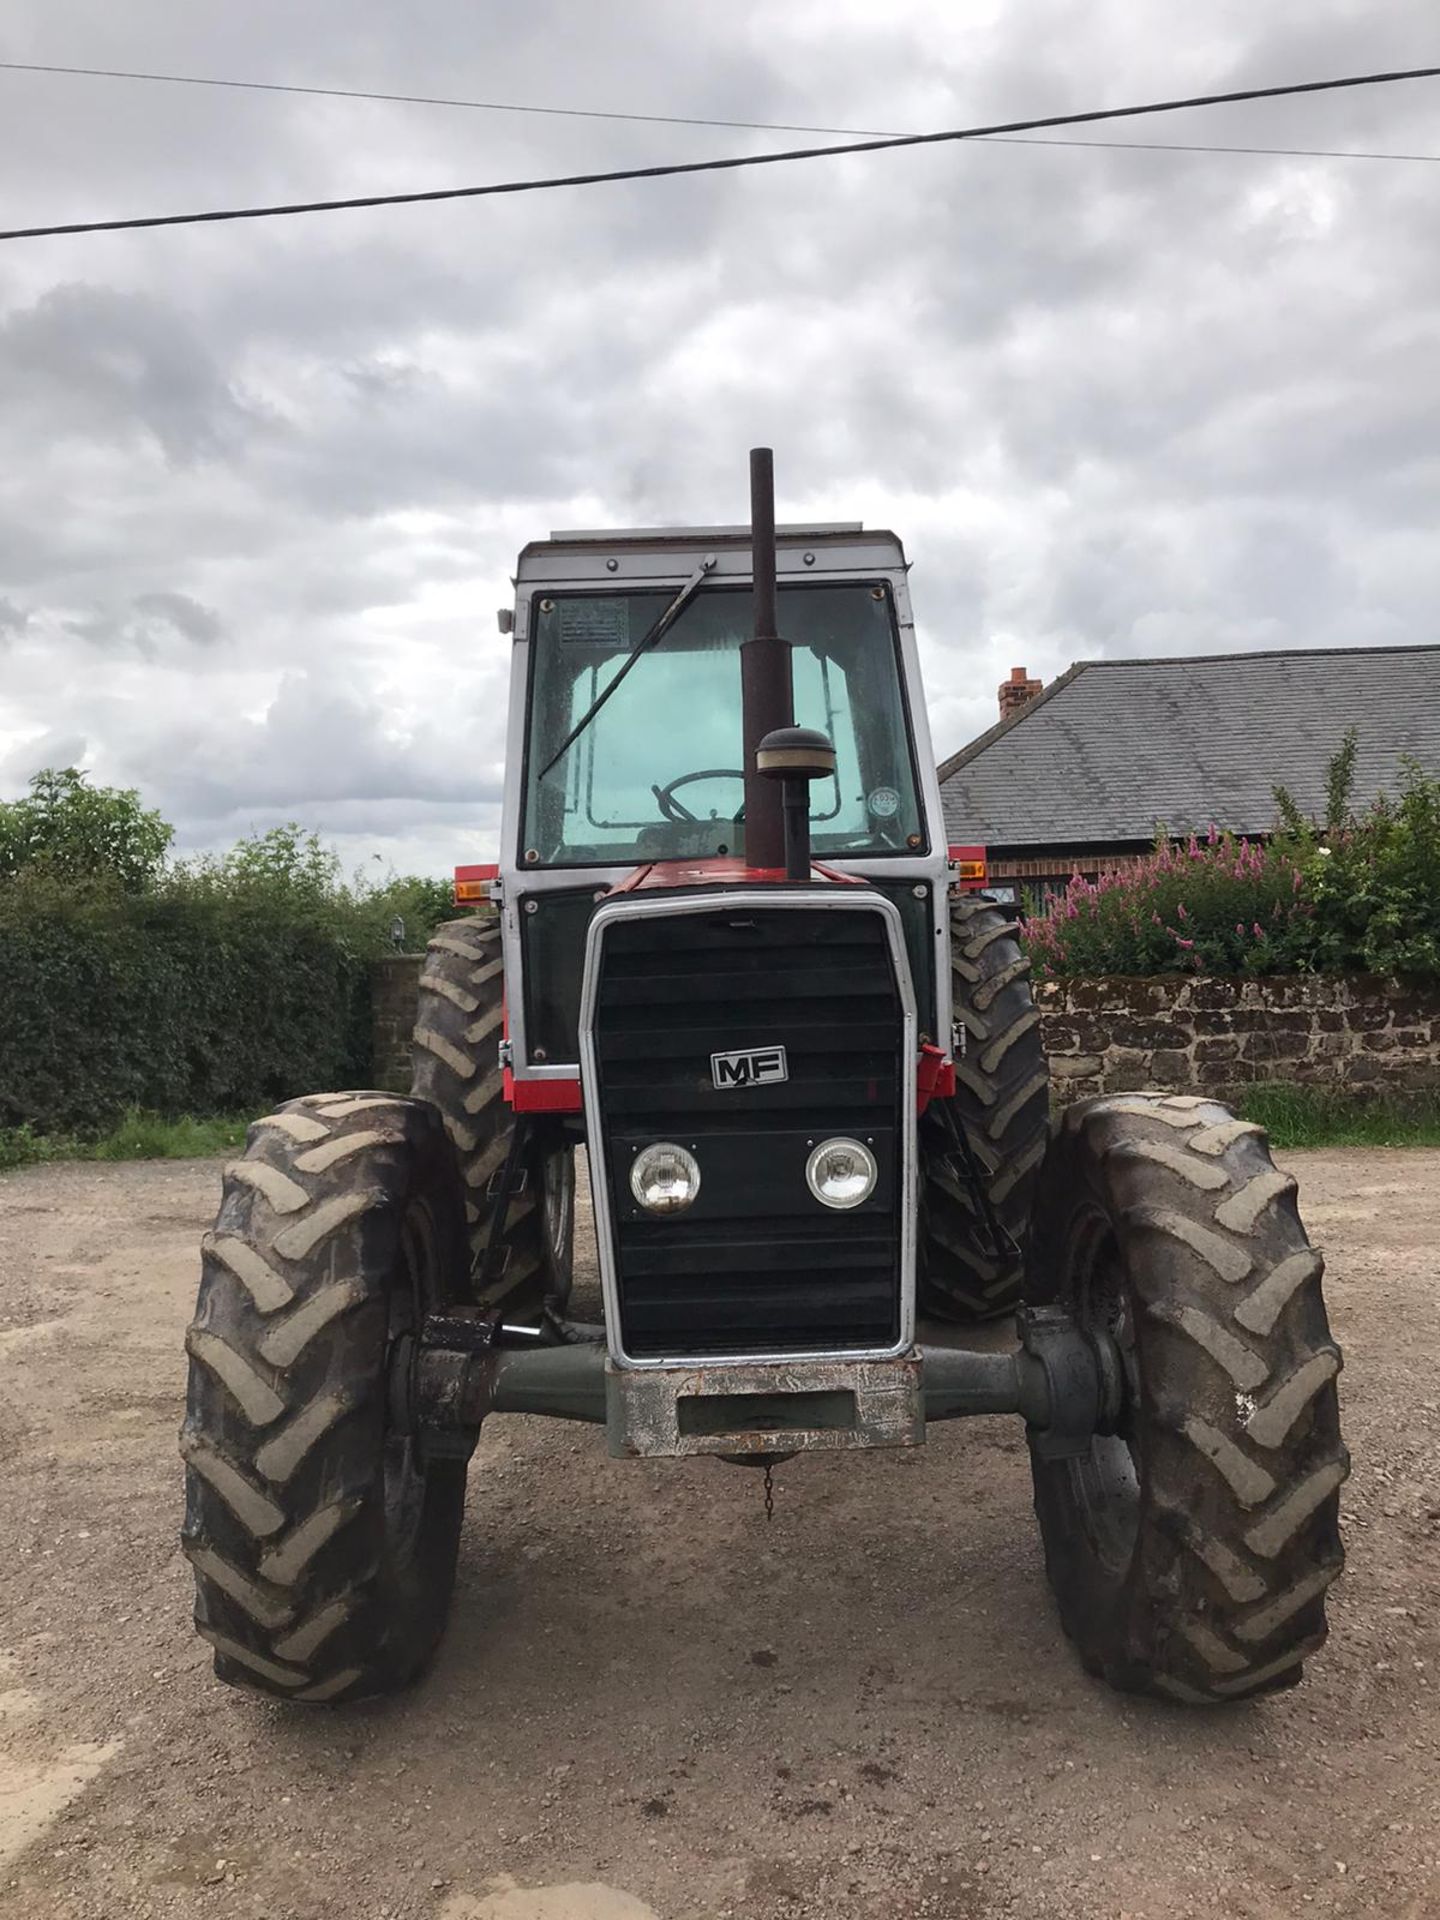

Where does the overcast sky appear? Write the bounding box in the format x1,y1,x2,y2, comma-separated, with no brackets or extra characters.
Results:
2,3,1437,874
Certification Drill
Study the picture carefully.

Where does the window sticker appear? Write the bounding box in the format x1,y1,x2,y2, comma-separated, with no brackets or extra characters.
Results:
867,785,900,818
559,600,632,646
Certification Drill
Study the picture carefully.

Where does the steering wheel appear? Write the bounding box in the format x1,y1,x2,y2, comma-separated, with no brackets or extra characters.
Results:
652,768,746,824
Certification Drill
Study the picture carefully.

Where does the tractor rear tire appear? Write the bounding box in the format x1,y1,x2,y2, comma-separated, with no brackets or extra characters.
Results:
919,897,1050,1320
1025,1093,1347,1702
180,1093,469,1703
409,915,575,1317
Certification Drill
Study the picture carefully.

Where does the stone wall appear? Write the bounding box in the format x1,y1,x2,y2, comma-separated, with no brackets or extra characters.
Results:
370,956,1439,1104
371,954,425,1092
1035,974,1440,1104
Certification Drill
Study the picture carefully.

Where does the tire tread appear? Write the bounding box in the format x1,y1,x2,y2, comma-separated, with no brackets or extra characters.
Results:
180,1094,467,1704
408,916,571,1314
1026,1092,1346,1702
919,899,1050,1320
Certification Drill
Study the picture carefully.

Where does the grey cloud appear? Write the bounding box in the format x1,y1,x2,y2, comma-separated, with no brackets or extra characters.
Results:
0,731,89,787
170,795,503,858
131,591,227,645
59,590,227,656
109,670,506,821
0,283,258,463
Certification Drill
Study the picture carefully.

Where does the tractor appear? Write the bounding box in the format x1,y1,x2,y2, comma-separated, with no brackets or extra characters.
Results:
180,450,1346,1707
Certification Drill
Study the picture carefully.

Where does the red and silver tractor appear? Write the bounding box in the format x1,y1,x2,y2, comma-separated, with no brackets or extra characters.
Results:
181,450,1346,1707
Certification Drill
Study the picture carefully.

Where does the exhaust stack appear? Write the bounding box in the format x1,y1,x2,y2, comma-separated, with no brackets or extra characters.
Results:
739,447,793,871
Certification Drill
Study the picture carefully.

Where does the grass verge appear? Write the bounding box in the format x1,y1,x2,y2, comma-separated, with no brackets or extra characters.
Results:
0,1110,250,1172
1238,1083,1440,1149
3,1085,1436,1170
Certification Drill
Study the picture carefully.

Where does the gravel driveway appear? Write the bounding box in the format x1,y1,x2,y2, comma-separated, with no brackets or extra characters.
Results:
0,1148,1437,1920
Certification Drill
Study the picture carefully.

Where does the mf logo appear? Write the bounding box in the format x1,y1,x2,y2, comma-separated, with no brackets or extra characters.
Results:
711,1045,789,1091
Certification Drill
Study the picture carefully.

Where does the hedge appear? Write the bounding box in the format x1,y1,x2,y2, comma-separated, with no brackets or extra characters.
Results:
0,881,373,1135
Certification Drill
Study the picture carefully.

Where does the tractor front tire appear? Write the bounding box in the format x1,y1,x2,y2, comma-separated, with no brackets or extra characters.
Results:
180,1093,469,1703
919,896,1050,1320
1025,1093,1347,1702
409,915,574,1316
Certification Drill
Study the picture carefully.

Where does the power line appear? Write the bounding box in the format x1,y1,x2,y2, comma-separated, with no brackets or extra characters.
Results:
1006,133,1440,162
4,57,1439,166
0,58,898,139
3,64,1437,244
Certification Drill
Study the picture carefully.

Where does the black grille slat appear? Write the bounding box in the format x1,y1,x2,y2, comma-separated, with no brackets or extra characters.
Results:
599,938,885,975
622,1229,894,1277
591,899,905,1357
622,1288,897,1352
601,1082,893,1123
600,967,890,1006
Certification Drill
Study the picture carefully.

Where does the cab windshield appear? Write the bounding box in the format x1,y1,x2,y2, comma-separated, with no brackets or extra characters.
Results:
521,582,923,867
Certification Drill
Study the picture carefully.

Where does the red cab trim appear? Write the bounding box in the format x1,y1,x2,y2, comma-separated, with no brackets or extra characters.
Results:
607,855,862,894
917,1041,957,1114
504,1069,583,1114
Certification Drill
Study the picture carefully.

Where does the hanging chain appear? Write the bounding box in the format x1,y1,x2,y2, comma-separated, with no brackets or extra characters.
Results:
762,1461,775,1522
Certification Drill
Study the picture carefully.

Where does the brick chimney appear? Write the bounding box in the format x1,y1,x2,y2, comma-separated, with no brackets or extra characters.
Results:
998,665,1042,722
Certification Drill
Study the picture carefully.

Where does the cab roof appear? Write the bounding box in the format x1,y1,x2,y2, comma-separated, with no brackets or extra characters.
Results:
545,523,863,541
516,524,907,588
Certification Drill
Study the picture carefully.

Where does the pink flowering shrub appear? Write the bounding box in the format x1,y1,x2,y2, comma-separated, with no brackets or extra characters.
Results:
1019,738,1440,979
1021,832,1307,977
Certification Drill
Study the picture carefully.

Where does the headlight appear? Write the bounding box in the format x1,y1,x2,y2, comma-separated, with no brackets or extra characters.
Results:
630,1142,701,1215
805,1137,878,1210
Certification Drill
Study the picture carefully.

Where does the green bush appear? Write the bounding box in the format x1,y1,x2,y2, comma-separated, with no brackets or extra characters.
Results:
1022,739,1440,981
1274,745,1440,978
0,781,472,1138
0,871,374,1134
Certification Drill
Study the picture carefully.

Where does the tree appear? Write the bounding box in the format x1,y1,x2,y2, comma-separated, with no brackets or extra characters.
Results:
0,768,173,892
218,823,343,902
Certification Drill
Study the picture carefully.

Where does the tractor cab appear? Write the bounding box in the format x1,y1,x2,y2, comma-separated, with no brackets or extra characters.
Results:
517,530,926,868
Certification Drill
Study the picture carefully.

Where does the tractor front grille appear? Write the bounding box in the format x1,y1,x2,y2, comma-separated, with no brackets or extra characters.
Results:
583,894,910,1360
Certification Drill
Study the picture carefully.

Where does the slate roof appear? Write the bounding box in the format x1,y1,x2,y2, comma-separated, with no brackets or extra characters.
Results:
937,644,1440,850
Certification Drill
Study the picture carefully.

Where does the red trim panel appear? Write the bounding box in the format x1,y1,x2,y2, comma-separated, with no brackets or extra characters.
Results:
917,1041,956,1115
505,1068,583,1114
608,856,861,893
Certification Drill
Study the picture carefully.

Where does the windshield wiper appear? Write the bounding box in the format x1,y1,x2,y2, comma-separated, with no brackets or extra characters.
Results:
536,554,716,781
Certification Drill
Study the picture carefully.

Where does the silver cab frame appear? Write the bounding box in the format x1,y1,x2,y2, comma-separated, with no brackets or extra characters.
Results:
495,526,955,1086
